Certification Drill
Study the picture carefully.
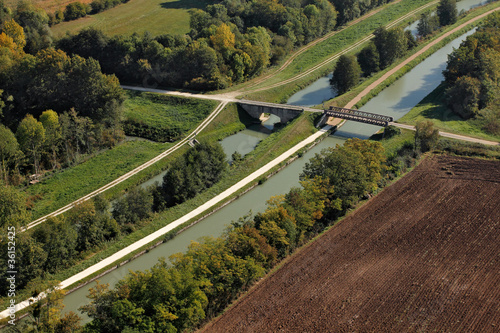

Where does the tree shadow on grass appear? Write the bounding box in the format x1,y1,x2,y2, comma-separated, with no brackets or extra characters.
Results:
160,0,213,10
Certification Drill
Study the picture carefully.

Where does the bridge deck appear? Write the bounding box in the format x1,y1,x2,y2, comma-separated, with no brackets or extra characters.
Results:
324,106,393,127
238,100,392,127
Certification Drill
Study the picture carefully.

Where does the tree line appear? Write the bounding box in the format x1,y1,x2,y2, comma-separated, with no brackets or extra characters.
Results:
442,11,500,135
57,0,400,91
330,25,417,94
330,0,460,95
417,0,458,38
0,7,125,184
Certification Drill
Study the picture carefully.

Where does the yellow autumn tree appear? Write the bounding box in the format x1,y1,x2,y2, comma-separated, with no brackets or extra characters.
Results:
210,23,235,51
2,19,26,53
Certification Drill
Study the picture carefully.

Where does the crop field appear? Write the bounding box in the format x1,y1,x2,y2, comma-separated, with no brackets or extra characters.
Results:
50,0,204,37
201,155,500,332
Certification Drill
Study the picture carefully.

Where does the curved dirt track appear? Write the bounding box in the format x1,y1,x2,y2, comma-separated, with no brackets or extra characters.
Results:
200,155,500,332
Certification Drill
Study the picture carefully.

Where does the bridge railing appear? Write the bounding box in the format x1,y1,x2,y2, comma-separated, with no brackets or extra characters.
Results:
328,106,393,123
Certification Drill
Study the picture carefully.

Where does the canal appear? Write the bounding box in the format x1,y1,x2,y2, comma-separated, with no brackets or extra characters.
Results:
60,28,477,321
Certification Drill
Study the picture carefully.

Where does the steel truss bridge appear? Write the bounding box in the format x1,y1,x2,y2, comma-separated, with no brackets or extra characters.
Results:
324,106,393,127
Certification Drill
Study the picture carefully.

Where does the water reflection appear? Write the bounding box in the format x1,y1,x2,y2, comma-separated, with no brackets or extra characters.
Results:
405,0,485,37
288,74,336,107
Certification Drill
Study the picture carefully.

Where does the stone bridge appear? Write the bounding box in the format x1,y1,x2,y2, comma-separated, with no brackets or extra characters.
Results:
239,100,319,123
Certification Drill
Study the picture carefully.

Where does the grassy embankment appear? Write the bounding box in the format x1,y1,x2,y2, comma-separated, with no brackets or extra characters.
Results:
49,0,205,37
329,0,500,112
399,84,500,142
25,93,217,220
241,0,437,103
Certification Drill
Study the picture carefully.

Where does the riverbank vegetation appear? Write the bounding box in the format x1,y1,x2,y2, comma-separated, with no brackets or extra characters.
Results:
329,0,500,110
331,0,462,97
399,11,500,141
243,0,437,100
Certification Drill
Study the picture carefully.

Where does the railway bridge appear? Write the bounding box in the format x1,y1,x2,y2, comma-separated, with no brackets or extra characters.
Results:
238,100,393,127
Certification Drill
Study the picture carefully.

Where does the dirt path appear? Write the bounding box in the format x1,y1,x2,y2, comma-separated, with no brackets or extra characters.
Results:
345,6,500,109
244,0,438,93
24,101,229,231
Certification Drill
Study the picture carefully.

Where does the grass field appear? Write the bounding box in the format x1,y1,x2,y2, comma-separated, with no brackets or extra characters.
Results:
123,91,218,141
50,0,206,37
26,140,170,220
24,92,219,220
4,0,94,13
399,84,500,141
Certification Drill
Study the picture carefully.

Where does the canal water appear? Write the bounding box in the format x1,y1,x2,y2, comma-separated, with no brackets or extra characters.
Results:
60,29,477,320
406,0,486,36
139,115,278,189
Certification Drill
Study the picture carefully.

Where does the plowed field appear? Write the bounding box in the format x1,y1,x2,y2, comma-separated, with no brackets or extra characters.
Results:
201,155,500,333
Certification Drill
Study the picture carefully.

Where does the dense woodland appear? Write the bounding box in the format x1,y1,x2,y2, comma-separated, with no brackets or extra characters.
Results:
0,1,125,186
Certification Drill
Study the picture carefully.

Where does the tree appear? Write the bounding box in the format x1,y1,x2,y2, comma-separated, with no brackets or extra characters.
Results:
161,141,227,206
357,42,379,76
67,200,105,253
415,120,440,152
0,182,29,228
172,237,264,317
445,75,482,119
301,139,386,212
14,0,52,53
417,12,439,37
210,23,235,51
0,231,46,296
39,109,61,170
225,222,277,269
33,217,78,273
437,0,457,26
254,195,296,257
16,114,45,174
0,1,12,26
112,186,153,225
64,2,88,21
283,177,330,243
22,279,81,332
374,27,408,69
330,54,361,94
2,19,26,52
0,124,21,183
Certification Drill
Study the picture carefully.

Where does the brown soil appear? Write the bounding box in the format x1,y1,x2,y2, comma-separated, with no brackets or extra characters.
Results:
200,155,500,333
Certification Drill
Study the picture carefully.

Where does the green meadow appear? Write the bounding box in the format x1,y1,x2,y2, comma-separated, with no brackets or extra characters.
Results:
51,0,207,37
